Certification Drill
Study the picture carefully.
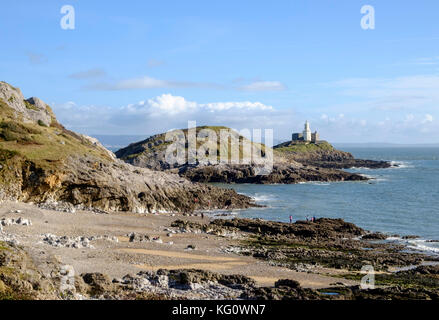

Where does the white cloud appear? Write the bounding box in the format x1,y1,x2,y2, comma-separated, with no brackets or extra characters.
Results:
147,59,165,68
328,75,439,112
203,101,273,111
83,76,223,91
52,94,285,136
423,114,434,123
51,87,439,144
405,114,415,122
26,52,47,65
69,68,107,79
84,76,287,92
239,81,286,92
119,94,274,116
412,56,439,66
316,74,439,142
86,76,169,90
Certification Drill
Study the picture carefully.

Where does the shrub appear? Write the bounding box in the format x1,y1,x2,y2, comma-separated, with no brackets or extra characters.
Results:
0,121,41,142
37,120,47,127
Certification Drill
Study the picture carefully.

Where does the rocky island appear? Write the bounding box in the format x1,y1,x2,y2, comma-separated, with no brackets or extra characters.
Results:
115,126,390,184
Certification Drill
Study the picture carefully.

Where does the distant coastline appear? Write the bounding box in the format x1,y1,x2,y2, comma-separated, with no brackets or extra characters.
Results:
334,142,439,148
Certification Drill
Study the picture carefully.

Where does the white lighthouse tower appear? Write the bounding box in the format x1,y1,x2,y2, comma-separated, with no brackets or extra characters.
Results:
303,120,311,142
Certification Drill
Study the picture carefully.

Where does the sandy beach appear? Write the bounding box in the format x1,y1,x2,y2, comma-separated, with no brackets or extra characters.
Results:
0,200,359,289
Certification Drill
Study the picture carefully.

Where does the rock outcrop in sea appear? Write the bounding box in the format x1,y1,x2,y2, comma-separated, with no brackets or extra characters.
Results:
115,127,377,184
0,81,254,212
273,140,392,169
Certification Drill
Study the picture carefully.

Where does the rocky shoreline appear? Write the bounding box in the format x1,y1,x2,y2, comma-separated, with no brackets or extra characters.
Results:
299,159,392,170
166,218,439,299
1,201,437,300
177,163,367,184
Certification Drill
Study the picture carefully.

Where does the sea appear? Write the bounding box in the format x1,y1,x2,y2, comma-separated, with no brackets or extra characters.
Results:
105,141,439,256
212,147,439,256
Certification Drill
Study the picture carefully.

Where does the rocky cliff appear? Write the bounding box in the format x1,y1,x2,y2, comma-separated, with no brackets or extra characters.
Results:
0,82,253,212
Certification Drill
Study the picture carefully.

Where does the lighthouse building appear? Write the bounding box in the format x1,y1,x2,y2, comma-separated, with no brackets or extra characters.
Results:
292,121,320,143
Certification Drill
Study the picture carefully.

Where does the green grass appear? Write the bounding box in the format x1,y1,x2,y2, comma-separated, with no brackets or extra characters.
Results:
23,100,39,111
274,141,334,154
0,99,112,170
37,120,47,127
0,241,11,251
0,148,19,161
0,98,16,119
120,126,269,163
0,121,42,144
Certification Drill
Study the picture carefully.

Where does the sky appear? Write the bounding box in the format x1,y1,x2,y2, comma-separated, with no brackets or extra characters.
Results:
1,0,439,143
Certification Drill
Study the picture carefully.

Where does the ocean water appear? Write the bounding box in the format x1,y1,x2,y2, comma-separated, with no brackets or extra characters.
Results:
213,147,439,255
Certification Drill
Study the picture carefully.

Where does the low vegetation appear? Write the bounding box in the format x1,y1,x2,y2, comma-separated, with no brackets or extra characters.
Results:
117,125,268,164
274,141,334,154
0,97,111,170
23,100,39,111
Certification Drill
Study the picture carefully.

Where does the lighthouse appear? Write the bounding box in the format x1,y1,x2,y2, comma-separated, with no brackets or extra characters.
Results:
303,120,311,142
292,121,320,143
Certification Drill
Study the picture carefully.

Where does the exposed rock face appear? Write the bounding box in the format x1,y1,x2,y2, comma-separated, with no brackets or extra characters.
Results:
397,265,439,276
209,218,435,271
0,82,254,212
362,232,388,240
178,163,367,184
302,159,392,169
115,127,369,184
0,242,60,299
211,217,366,240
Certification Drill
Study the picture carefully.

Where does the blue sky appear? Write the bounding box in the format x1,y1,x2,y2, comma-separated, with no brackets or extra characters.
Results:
1,0,439,143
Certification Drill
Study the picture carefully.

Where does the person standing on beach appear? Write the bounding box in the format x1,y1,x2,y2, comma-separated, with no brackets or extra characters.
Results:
289,215,293,224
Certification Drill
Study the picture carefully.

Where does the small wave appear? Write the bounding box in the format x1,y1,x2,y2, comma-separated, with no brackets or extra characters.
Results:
297,181,331,186
401,239,439,254
384,237,439,255
251,194,275,202
390,161,414,169
360,174,388,182
406,242,439,254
